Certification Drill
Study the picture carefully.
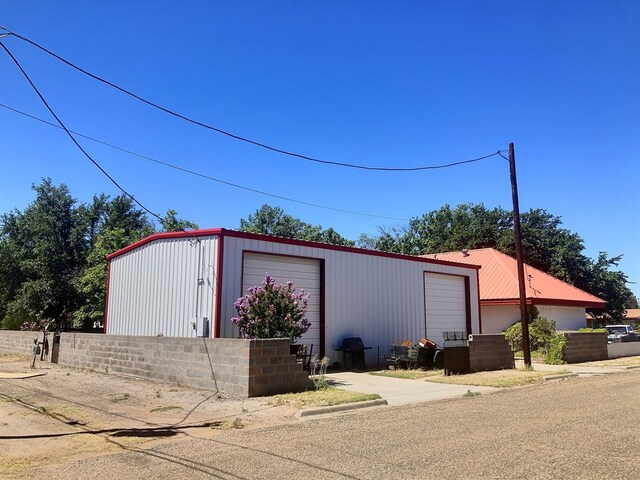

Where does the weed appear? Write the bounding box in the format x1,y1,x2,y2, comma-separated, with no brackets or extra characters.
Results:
546,333,567,365
463,390,480,397
231,417,244,429
155,390,162,399
150,405,180,413
312,375,330,391
109,393,130,403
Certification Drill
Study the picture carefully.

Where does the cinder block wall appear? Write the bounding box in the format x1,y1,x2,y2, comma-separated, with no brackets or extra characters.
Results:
0,331,311,397
0,330,43,355
564,332,607,363
468,334,515,372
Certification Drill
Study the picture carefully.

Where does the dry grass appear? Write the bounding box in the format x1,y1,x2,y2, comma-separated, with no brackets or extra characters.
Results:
149,405,181,413
371,367,570,388
270,387,380,408
580,356,640,367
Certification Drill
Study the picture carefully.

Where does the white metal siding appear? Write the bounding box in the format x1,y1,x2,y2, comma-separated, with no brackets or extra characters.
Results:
481,305,588,333
424,273,468,347
106,236,218,337
242,252,321,350
220,236,480,364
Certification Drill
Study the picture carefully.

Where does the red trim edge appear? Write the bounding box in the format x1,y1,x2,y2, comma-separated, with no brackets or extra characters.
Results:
214,234,224,338
107,228,481,270
103,258,111,334
481,298,607,308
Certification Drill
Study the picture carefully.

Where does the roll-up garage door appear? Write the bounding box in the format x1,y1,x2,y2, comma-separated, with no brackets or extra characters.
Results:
242,252,321,352
424,272,468,347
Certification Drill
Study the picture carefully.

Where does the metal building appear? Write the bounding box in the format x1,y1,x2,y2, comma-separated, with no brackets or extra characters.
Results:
105,229,481,364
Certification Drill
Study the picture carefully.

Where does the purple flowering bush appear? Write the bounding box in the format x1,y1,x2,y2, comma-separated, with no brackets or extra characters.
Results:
231,273,311,342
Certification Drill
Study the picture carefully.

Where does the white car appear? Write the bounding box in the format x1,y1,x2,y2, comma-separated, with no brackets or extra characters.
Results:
605,325,637,343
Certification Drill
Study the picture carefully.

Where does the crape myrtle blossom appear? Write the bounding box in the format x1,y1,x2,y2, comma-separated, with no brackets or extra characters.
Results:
231,273,311,342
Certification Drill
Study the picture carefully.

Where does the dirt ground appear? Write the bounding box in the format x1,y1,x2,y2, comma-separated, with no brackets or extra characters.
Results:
0,354,299,478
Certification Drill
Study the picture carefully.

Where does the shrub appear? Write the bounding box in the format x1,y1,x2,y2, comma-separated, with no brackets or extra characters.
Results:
546,333,566,364
504,317,556,352
231,273,311,342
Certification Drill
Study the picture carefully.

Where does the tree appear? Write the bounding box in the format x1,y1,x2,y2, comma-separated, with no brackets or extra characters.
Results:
584,253,636,322
239,204,354,246
0,180,199,330
368,203,636,320
73,195,156,329
0,179,84,329
159,209,199,233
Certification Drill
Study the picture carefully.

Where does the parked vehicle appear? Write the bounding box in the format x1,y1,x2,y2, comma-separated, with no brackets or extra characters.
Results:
605,325,639,343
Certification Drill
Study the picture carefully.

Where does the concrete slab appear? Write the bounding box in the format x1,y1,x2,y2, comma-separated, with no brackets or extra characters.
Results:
325,372,497,406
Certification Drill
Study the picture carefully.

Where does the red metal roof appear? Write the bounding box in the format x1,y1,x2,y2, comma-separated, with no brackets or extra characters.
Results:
424,248,606,308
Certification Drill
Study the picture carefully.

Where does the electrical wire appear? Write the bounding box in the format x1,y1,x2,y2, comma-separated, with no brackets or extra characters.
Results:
3,28,502,171
0,42,163,222
0,103,410,221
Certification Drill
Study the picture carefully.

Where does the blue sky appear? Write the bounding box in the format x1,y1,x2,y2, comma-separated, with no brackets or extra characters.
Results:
2,2,639,297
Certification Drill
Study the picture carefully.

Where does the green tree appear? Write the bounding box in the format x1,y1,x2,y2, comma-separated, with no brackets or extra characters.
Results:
159,209,199,233
73,195,155,329
369,203,635,320
239,204,354,246
584,253,635,323
0,179,84,329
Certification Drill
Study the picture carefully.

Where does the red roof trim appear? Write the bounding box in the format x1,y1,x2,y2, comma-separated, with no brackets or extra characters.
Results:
482,298,606,308
106,228,224,260
106,228,481,270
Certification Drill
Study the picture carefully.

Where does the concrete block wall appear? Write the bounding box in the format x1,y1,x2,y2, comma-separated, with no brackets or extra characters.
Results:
468,334,515,372
0,330,43,356
608,342,640,359
0,331,311,397
564,332,608,363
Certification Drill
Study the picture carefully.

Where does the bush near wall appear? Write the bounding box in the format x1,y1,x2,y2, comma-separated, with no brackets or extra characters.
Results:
545,331,608,364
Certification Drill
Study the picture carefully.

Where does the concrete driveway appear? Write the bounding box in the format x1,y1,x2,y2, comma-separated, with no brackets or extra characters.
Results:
325,371,497,406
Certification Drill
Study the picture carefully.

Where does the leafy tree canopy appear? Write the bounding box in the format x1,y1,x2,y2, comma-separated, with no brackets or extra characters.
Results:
238,204,354,247
0,178,197,330
369,203,636,322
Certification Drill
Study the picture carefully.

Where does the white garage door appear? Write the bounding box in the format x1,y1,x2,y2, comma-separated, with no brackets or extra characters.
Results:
242,252,321,352
424,272,468,347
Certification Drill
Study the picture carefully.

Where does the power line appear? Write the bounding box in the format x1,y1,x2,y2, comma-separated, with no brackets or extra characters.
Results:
0,42,163,222
0,103,410,221
3,28,502,171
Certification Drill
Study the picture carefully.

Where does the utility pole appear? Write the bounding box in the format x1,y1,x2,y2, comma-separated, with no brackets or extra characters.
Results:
508,142,532,368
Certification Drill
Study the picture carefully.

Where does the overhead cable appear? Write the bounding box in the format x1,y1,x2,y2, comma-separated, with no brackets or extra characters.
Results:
0,42,163,222
3,28,501,171
0,103,410,221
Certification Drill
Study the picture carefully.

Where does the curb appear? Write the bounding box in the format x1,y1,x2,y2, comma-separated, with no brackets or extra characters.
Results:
543,373,578,381
295,399,388,419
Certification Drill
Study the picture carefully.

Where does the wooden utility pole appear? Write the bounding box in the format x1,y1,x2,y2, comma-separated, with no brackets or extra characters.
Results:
508,142,532,368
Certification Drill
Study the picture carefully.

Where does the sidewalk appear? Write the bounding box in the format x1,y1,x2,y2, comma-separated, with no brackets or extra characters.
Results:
325,371,497,406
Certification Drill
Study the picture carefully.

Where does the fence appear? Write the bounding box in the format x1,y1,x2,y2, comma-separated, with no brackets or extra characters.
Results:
0,330,311,397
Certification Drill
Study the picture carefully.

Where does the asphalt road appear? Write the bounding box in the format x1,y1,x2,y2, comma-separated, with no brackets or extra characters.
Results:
13,370,640,480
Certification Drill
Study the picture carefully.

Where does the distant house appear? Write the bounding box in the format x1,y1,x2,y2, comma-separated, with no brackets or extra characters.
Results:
624,309,640,326
423,248,606,333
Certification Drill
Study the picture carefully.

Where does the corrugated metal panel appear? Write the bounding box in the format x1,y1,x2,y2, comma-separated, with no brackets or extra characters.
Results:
242,252,321,349
106,236,218,337
220,236,480,364
424,273,468,347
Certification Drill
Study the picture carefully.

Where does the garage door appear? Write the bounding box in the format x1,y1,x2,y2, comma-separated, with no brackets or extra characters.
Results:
424,272,468,347
242,252,321,352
